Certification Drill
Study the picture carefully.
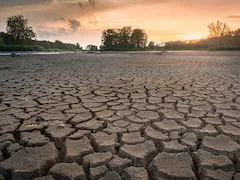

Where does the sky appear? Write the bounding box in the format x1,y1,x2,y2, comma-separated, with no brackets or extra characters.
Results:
0,0,239,48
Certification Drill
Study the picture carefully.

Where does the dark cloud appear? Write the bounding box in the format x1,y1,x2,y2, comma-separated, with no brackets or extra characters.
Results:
53,17,66,21
36,28,67,37
78,0,95,9
89,16,99,26
36,31,57,37
225,15,240,22
68,19,81,31
0,0,53,7
88,0,96,6
78,2,84,9
57,0,170,13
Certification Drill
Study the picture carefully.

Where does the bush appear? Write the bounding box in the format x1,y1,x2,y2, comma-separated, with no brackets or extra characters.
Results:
0,45,45,51
0,37,5,45
45,48,62,52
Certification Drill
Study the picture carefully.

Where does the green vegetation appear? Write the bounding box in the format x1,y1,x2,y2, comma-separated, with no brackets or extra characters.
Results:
6,15,36,45
0,45,44,51
86,45,98,51
0,15,82,52
101,27,148,51
165,21,240,51
101,21,239,51
0,36,5,45
1,16,239,52
165,33,240,50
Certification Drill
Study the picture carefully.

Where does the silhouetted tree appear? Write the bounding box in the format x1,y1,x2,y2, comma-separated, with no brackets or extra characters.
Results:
6,15,36,45
55,40,65,49
38,41,51,49
0,36,5,45
0,32,14,45
86,45,98,51
208,21,231,37
233,29,240,36
101,27,148,51
101,29,119,50
118,27,132,49
49,42,57,49
76,43,81,49
131,28,147,49
148,41,155,49
1,16,81,51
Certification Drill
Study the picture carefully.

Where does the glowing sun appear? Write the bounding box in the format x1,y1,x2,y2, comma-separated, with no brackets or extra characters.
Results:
181,32,206,40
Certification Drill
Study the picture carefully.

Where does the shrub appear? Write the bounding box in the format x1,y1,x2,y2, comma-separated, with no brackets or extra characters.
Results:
0,37,5,45
0,45,45,51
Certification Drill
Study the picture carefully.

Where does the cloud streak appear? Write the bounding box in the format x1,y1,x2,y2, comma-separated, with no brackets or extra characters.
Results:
0,0,53,7
36,18,82,37
36,27,67,37
225,15,240,19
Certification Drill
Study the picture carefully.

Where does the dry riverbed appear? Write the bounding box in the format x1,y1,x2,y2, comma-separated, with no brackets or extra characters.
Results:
0,51,240,180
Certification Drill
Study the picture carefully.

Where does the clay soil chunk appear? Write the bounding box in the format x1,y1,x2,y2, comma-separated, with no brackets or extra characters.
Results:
20,131,49,147
0,143,58,179
192,149,235,172
92,132,117,153
49,162,86,180
119,140,157,167
45,126,75,148
148,152,197,180
64,136,94,163
122,166,149,180
83,152,113,169
200,169,234,180
108,155,132,174
201,134,240,161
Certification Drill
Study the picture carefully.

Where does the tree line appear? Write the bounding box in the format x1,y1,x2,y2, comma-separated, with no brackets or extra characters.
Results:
0,15,239,51
0,15,82,51
165,21,240,50
101,27,148,51
101,21,240,51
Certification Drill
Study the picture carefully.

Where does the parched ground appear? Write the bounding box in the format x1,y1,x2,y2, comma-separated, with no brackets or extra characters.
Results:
0,51,240,180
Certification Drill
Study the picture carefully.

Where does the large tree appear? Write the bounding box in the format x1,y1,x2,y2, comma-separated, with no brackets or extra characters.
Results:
0,36,5,45
131,28,148,49
38,41,51,49
233,29,240,36
6,15,36,44
101,29,119,50
148,41,155,49
118,27,132,49
55,40,65,49
208,21,231,38
0,32,14,45
101,27,149,50
76,43,81,49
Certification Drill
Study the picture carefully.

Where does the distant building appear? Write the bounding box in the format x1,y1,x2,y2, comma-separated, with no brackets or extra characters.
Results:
86,45,98,52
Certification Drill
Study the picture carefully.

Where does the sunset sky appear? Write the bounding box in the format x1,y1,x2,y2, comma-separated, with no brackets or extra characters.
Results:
0,0,239,48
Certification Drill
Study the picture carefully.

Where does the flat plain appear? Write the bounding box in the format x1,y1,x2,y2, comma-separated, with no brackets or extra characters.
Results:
0,51,240,180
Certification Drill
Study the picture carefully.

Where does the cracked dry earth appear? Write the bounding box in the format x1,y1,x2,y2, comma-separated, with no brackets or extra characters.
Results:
0,51,240,180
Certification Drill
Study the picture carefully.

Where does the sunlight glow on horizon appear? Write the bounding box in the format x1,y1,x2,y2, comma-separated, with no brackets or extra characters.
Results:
179,32,208,41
